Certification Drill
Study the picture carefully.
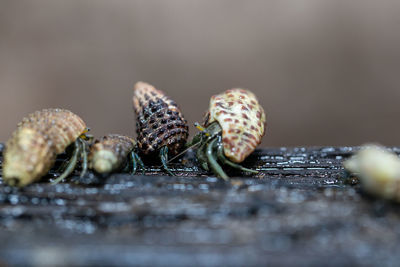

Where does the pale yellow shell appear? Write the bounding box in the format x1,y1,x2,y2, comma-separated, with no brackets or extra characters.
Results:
3,109,86,186
205,89,266,163
89,134,135,174
344,144,400,202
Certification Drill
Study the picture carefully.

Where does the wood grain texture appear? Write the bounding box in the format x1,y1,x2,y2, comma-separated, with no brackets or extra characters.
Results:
1,146,400,266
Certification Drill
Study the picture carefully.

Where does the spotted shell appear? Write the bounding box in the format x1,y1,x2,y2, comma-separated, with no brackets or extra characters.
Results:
3,108,86,187
133,81,189,156
89,134,135,174
204,89,266,163
344,144,400,202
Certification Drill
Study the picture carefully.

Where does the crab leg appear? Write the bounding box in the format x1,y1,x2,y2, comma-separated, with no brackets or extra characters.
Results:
79,138,89,178
56,155,70,173
52,139,81,184
206,138,229,180
130,150,145,175
160,146,174,176
197,142,210,171
216,138,258,174
130,151,137,175
122,159,131,173
134,152,145,175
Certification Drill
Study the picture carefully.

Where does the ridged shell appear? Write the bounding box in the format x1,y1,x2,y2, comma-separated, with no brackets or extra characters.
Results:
3,108,86,186
133,82,188,155
344,144,400,202
204,89,266,163
89,134,135,174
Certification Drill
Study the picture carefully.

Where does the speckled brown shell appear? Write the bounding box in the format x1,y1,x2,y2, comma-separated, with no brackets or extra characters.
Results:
3,108,86,186
133,82,189,156
204,89,266,163
89,134,135,174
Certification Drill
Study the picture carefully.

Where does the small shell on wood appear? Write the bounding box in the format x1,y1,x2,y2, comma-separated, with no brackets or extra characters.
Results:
3,108,86,186
344,144,400,202
89,134,135,174
204,89,266,163
133,81,189,156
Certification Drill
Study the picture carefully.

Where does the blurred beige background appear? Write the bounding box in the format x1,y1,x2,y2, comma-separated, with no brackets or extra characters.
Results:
0,0,399,147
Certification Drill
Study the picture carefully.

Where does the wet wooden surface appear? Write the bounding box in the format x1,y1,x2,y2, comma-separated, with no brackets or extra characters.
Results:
1,145,400,266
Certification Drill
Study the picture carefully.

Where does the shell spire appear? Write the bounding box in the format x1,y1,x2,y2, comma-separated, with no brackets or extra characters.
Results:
133,82,188,156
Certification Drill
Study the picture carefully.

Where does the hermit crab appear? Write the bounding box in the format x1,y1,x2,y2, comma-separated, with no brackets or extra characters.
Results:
190,89,266,180
133,81,189,175
2,108,91,187
344,144,400,202
89,134,144,175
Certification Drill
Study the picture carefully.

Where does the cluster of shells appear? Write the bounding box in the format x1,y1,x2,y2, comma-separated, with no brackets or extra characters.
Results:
1,82,267,187
2,81,400,205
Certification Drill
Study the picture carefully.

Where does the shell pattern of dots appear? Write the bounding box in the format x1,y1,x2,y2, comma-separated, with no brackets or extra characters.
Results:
133,82,189,156
3,108,87,186
89,134,136,174
204,89,266,163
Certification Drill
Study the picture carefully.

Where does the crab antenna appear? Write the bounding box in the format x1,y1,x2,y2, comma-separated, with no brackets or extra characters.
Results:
166,122,209,164
165,140,202,164
162,122,209,165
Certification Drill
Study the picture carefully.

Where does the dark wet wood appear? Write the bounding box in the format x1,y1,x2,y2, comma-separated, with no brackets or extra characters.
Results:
1,146,400,266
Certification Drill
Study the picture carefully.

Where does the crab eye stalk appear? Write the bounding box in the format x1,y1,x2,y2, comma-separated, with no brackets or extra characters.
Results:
132,82,189,175
192,88,266,179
